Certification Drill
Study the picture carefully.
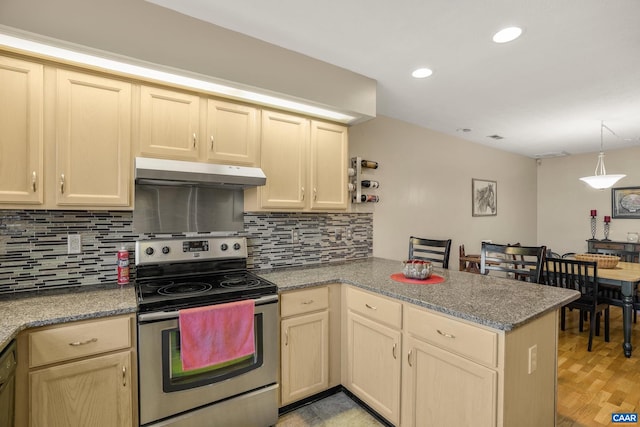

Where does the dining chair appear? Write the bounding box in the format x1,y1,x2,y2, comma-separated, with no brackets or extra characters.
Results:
480,242,546,284
409,236,452,269
544,257,610,351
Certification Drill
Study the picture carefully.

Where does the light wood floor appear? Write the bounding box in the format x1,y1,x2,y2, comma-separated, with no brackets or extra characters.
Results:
557,307,640,426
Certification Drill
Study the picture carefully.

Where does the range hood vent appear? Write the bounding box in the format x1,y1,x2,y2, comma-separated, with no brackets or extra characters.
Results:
135,157,266,188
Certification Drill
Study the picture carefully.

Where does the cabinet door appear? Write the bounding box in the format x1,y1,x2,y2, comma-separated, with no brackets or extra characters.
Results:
309,121,348,210
346,311,401,425
403,336,497,427
55,70,131,207
0,56,43,204
30,351,133,427
260,110,309,209
206,99,259,166
280,310,329,405
139,85,200,160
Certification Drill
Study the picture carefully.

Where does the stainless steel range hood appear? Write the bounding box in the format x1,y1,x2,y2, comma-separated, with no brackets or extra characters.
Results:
135,157,266,188
133,157,266,234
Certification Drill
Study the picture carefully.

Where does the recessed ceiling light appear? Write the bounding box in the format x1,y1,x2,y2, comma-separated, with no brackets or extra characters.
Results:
492,27,523,43
411,68,433,78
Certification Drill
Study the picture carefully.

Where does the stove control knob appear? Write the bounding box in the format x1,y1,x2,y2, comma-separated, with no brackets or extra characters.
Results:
220,243,229,251
233,242,241,251
162,246,170,255
145,247,154,256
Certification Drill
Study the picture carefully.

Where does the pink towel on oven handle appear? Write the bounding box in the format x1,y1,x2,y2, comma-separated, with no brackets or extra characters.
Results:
179,299,255,371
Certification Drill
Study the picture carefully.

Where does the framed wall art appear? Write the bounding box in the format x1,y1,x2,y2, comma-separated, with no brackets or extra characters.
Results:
472,179,497,217
612,186,640,219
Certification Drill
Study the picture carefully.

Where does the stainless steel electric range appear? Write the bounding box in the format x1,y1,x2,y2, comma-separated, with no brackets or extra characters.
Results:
135,236,279,427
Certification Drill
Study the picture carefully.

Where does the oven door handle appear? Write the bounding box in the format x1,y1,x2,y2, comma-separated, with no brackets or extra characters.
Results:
138,294,279,322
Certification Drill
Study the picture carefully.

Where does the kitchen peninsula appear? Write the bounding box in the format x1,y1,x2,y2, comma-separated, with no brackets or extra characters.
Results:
0,258,579,427
265,257,580,427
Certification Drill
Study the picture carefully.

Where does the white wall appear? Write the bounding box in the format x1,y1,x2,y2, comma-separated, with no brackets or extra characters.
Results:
350,116,538,267
0,0,376,119
537,146,640,255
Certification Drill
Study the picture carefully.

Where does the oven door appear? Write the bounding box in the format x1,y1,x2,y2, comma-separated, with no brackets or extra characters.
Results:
137,295,278,426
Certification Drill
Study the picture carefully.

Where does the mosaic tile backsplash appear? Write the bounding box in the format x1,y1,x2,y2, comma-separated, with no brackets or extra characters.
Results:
0,210,372,294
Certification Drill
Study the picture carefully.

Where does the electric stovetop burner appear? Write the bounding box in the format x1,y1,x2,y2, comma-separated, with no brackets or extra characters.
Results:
135,237,277,313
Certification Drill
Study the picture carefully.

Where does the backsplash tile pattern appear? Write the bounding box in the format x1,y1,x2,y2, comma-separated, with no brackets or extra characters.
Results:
244,212,372,269
0,210,372,294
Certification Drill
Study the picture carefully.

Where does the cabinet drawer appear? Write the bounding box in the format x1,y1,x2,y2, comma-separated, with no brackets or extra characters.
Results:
592,242,626,251
405,305,498,368
281,287,329,317
29,316,132,368
346,287,402,329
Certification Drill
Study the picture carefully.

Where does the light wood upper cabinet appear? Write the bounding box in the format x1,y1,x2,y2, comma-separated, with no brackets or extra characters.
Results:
206,99,259,166
139,85,200,160
0,56,44,205
310,121,348,210
259,110,309,209
246,110,349,212
54,69,131,207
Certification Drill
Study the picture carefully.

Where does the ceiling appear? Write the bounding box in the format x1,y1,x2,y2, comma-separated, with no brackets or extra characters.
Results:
146,0,640,158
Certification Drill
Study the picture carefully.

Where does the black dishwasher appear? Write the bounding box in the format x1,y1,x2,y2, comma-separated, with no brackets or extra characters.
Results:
0,340,16,427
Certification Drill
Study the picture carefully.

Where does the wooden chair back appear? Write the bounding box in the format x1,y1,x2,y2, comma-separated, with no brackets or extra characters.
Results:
544,257,610,351
480,242,546,283
409,236,452,269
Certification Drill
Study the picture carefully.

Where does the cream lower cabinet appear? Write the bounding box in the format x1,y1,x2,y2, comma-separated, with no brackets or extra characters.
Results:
280,287,330,406
401,303,558,427
402,305,498,427
15,314,137,427
344,286,402,426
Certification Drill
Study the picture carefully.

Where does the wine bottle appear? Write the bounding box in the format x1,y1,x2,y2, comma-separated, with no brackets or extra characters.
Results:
361,180,379,188
360,195,379,202
360,159,378,169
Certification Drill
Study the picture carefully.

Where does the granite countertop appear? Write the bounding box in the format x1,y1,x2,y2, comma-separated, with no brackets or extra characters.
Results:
0,257,580,351
0,285,137,350
258,257,580,332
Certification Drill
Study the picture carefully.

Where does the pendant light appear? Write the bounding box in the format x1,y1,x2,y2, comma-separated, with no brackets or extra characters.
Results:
579,121,626,189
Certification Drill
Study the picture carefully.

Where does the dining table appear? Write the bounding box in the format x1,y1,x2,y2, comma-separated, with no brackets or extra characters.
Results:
545,261,640,358
595,261,640,358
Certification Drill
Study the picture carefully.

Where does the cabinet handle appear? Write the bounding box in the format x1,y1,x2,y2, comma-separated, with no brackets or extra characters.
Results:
365,303,377,310
60,174,65,194
301,187,305,201
392,343,397,359
408,349,413,367
32,171,37,192
193,133,197,148
284,330,289,346
122,366,126,386
301,299,314,305
210,135,214,150
436,329,456,339
313,188,317,201
68,337,98,346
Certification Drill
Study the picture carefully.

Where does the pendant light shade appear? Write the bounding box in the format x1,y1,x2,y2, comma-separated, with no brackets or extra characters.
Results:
579,121,626,189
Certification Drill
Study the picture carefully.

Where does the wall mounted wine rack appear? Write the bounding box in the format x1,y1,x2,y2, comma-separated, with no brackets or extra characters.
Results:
350,156,379,204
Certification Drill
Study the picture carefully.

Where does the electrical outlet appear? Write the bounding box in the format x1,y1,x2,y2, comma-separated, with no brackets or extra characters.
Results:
67,234,82,254
346,227,353,240
528,344,537,374
335,228,343,241
292,229,299,244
